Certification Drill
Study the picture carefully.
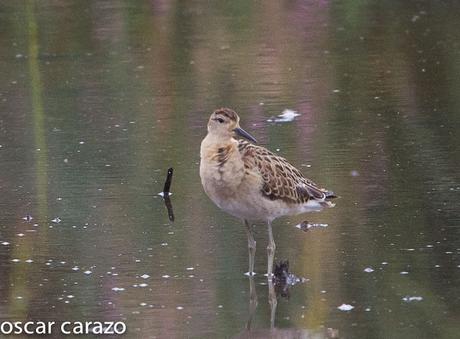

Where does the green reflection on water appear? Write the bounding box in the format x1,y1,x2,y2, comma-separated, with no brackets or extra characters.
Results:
7,0,50,319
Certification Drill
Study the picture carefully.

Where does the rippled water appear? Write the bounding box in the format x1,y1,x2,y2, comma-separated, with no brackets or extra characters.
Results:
1,1,459,338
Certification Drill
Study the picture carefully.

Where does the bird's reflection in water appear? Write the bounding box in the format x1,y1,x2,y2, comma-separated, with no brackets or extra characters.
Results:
236,272,340,339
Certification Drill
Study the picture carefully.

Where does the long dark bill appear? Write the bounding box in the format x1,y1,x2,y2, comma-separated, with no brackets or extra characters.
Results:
234,127,257,143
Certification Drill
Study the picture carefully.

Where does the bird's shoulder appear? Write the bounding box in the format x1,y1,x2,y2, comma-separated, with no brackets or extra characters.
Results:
237,140,326,203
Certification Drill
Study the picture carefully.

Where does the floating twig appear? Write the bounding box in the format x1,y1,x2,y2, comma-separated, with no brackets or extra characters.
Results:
295,220,328,232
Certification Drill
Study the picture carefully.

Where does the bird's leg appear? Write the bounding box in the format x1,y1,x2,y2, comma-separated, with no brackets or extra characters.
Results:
267,220,276,277
245,219,256,276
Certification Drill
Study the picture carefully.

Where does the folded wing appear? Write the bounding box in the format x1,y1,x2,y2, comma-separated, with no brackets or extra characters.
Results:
238,141,331,204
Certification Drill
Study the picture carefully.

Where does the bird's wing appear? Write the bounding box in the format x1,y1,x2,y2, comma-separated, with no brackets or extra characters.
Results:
238,141,328,203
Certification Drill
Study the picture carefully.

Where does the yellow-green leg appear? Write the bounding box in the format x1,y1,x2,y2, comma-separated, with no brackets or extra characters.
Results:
245,220,256,276
267,220,276,277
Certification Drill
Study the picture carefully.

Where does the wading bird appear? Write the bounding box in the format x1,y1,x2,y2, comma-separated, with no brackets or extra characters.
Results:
200,108,336,276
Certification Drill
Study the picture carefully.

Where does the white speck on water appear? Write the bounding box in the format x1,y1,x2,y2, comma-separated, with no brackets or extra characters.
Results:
79,141,85,145
67,295,74,299
25,259,34,263
400,271,409,275
186,267,194,271
140,302,147,306
135,259,141,263
267,109,301,123
364,267,374,273
333,89,341,93
51,217,61,223
176,306,184,310
162,275,170,279
72,266,79,271
1,242,10,246
158,192,172,197
17,233,25,237
402,296,423,302
139,283,148,287
112,287,125,292
83,270,92,275
382,262,388,265
350,170,360,177
218,305,223,309
12,259,20,263
365,307,371,312
337,304,354,311
140,274,150,279
16,296,23,300
161,242,168,246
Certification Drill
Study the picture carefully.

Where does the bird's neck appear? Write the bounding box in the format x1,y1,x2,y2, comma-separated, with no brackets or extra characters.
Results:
201,133,238,160
203,132,235,147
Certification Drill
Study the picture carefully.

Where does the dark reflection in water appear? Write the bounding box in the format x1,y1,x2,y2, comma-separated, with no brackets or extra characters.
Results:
0,1,459,338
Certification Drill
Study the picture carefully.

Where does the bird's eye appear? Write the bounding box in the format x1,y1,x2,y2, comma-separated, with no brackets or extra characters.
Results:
217,118,224,123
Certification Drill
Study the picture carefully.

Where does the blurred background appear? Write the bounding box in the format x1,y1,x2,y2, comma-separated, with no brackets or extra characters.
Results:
0,0,459,338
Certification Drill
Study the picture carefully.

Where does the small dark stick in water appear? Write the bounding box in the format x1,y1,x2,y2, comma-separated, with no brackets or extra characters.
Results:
161,168,175,222
163,168,174,195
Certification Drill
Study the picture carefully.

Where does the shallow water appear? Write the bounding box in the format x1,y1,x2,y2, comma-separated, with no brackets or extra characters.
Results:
1,1,459,338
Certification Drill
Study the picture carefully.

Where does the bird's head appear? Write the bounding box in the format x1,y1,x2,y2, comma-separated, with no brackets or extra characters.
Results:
207,108,257,143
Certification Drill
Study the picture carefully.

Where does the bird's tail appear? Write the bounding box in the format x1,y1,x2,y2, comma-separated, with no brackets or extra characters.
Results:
324,190,337,200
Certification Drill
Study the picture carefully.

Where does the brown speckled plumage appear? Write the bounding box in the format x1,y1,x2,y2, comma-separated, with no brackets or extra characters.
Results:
200,108,336,276
238,140,333,204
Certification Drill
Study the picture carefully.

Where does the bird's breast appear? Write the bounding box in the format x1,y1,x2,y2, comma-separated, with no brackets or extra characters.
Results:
200,141,246,202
